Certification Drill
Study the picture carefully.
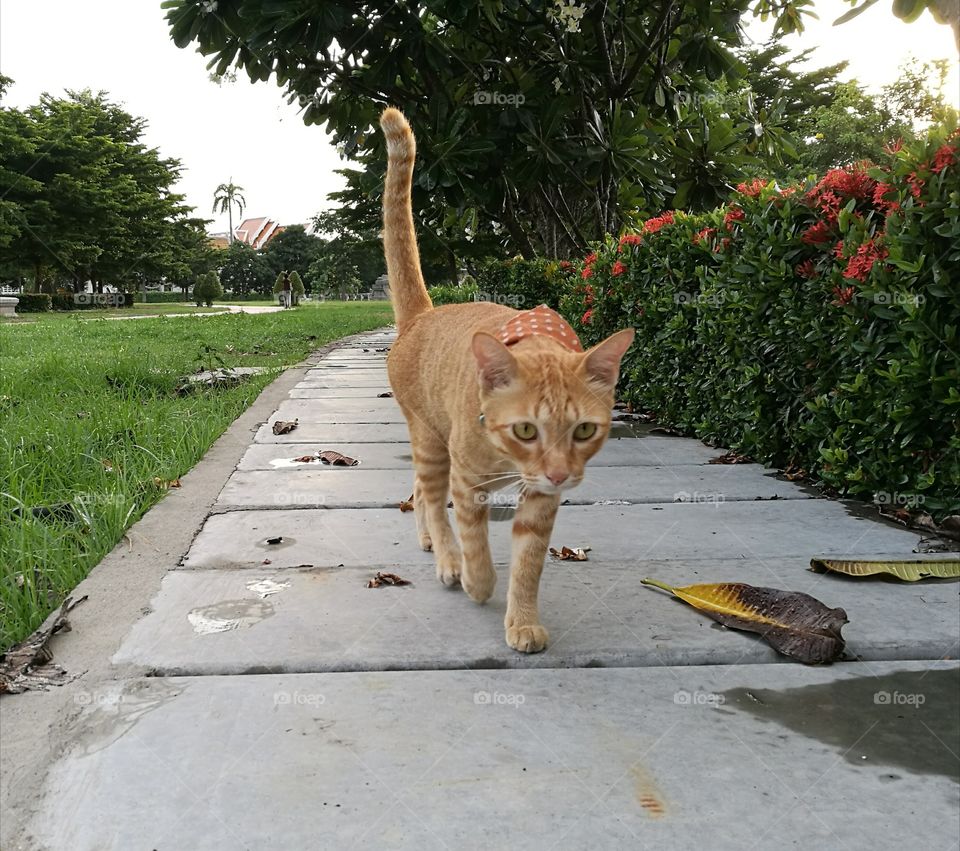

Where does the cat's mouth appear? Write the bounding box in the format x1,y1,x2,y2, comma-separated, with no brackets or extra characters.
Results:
524,475,582,496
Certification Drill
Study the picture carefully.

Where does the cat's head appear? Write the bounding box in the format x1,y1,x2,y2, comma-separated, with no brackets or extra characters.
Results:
472,328,634,495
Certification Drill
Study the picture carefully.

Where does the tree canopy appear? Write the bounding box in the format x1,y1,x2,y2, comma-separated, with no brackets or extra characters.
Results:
0,83,213,292
164,0,823,260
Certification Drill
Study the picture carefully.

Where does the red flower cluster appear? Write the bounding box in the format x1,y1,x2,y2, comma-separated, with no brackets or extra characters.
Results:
906,172,925,202
581,252,598,279
692,227,716,245
871,182,900,215
843,238,888,282
583,284,595,306
619,233,642,250
831,285,855,306
809,166,878,204
559,260,573,270
931,143,957,174
581,308,593,325
642,211,675,235
611,261,627,277
736,178,766,197
795,260,816,279
801,221,833,245
723,206,745,231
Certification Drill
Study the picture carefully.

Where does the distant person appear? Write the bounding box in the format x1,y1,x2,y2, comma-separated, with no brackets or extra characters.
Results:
281,272,292,309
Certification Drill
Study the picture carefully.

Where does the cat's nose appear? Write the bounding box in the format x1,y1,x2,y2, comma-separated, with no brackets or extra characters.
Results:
545,471,569,486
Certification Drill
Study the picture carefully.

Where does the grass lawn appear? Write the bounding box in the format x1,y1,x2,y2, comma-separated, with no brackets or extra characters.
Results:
0,302,393,650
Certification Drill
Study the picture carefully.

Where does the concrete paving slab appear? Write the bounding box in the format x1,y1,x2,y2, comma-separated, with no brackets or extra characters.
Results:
28,663,959,850
270,397,405,424
254,421,412,443
186,501,925,570
289,386,399,398
236,435,726,470
114,561,960,674
214,465,809,510
296,373,394,388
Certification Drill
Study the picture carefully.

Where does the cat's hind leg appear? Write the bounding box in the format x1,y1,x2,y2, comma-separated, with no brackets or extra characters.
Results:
410,430,462,587
450,469,497,604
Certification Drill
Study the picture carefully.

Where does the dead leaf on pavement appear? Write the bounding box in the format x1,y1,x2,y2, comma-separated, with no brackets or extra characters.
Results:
709,451,752,465
293,454,318,463
367,571,411,588
399,493,414,512
319,450,359,467
0,596,87,694
810,558,960,582
272,419,299,435
266,536,283,545
640,579,847,664
550,546,590,561
377,391,393,398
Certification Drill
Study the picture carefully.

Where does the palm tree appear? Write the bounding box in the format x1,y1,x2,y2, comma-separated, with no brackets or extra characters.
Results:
212,179,246,244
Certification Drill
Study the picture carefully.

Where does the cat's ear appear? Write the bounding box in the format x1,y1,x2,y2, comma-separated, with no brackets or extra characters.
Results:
472,332,518,391
582,328,635,387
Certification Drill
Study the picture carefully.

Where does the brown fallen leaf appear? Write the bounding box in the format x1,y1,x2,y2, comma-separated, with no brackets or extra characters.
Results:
293,454,318,463
641,579,847,664
266,536,283,545
399,493,414,512
810,558,960,582
781,464,807,481
0,595,87,694
367,571,411,588
549,546,590,561
377,391,393,398
272,419,299,435
319,450,359,467
153,477,182,489
709,451,752,465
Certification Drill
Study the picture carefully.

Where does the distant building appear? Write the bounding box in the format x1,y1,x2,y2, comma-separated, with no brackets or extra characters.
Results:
233,217,284,250
208,232,230,250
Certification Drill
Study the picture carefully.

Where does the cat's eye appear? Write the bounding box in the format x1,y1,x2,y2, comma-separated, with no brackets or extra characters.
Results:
512,422,538,441
573,422,597,440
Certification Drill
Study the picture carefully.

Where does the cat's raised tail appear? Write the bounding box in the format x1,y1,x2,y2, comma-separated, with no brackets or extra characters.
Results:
380,107,432,334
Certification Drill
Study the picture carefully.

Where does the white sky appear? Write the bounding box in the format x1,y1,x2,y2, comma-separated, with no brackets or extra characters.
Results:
1,0,957,235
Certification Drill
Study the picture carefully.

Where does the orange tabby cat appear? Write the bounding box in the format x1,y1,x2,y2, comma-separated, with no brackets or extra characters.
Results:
381,107,634,653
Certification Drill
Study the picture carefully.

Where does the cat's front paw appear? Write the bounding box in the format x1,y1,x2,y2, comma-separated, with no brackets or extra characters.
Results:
505,623,549,653
434,551,462,587
461,561,496,603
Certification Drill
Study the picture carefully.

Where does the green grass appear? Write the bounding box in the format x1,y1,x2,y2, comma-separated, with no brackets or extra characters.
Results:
0,302,393,650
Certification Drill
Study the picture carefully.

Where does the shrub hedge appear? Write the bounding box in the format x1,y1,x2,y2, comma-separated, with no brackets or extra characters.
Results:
560,131,959,518
15,293,52,312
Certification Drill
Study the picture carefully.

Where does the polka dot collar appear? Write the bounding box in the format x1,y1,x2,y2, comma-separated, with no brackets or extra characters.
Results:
497,305,583,352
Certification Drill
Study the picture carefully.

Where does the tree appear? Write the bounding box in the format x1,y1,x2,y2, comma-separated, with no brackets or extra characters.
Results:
193,270,223,306
0,85,210,293
212,179,246,243
261,224,324,278
164,0,815,259
306,254,362,299
311,209,387,288
217,240,273,295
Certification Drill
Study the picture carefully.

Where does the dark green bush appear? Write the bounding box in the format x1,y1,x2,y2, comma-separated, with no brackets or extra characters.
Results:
427,281,479,305
14,293,52,312
475,258,575,311
563,131,960,519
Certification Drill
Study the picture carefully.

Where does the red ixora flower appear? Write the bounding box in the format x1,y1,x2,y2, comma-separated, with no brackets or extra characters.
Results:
558,260,573,270
843,237,888,282
713,237,731,253
906,171,925,202
736,178,766,197
882,138,904,155
611,260,627,277
581,308,594,325
581,267,594,280
801,220,833,245
583,284,595,306
931,143,957,174
831,285,855,306
795,260,816,279
642,211,675,235
808,165,877,205
584,252,598,267
723,206,745,231
871,182,900,214
692,227,717,245
619,233,642,250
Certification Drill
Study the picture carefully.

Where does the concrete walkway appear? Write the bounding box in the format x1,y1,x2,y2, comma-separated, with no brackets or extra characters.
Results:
2,330,957,849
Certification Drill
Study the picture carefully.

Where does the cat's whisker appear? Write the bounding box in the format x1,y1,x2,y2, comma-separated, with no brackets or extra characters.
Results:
471,473,522,490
